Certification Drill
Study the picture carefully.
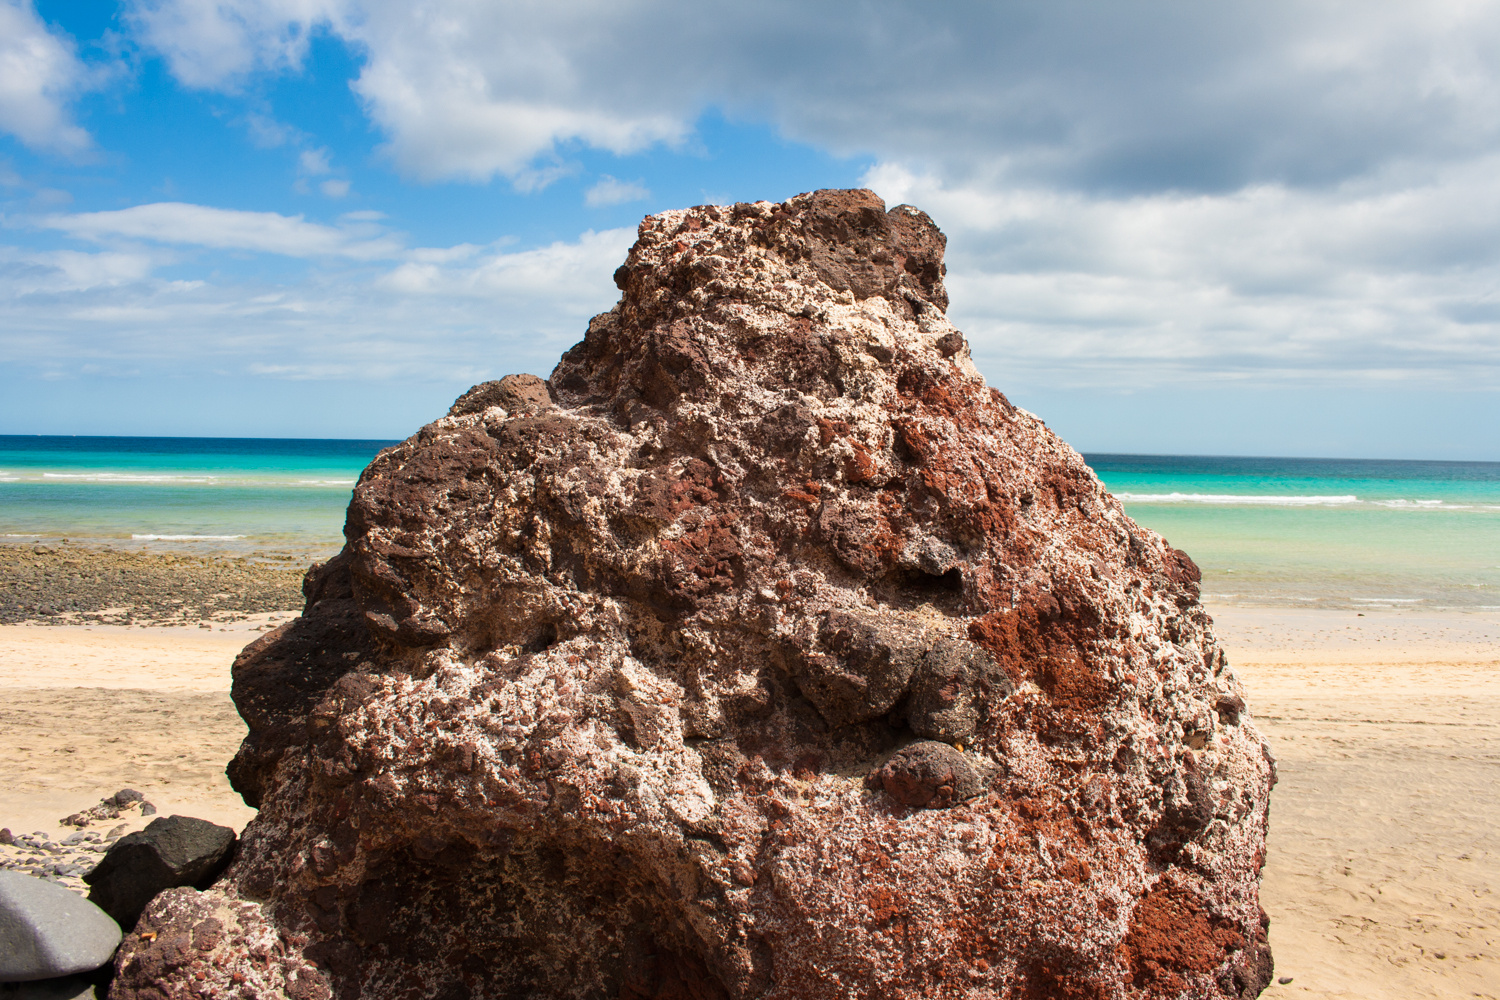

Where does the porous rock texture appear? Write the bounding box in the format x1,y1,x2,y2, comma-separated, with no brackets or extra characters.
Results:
112,189,1275,1000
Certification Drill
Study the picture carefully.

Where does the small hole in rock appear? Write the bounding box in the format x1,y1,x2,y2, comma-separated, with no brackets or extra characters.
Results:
901,567,962,595
523,622,559,654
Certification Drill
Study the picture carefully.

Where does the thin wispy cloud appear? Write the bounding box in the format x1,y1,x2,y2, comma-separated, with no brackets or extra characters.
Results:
40,203,403,259
585,175,649,208
0,225,633,382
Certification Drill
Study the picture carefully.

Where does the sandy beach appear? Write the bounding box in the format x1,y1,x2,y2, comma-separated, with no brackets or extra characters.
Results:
0,618,289,839
1,600,1496,997
1214,606,1500,1000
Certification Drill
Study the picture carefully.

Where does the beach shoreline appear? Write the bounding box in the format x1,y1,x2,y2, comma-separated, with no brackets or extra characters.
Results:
1,581,1495,997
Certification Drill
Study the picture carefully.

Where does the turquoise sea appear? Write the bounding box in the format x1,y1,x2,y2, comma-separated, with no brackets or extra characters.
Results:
0,436,392,560
2,437,1497,610
1089,454,1500,610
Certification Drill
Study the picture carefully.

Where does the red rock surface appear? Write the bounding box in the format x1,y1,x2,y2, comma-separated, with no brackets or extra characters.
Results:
111,189,1274,1000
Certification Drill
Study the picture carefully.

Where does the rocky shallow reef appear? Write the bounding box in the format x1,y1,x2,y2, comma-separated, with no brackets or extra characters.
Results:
112,189,1275,999
0,545,305,626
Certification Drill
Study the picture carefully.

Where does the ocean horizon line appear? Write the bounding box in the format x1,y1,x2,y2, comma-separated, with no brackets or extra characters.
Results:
3,433,1499,468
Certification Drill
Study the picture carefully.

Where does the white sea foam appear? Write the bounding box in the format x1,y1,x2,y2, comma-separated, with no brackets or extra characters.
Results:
42,472,218,484
7,471,357,487
1115,492,1359,506
1374,499,1469,509
1118,492,1500,510
131,534,246,541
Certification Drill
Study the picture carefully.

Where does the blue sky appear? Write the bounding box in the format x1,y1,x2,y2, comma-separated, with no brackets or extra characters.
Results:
3,0,1499,458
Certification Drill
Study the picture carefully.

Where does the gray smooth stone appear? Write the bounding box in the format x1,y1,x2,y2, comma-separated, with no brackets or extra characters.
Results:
0,870,121,982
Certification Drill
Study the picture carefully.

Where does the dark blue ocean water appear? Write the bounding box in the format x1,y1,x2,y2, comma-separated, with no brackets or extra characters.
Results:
3,437,1497,608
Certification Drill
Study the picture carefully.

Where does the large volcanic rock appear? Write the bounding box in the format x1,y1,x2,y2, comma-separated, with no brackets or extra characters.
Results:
112,189,1274,1000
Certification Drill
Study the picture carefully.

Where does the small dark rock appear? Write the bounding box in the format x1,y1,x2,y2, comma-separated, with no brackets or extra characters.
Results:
875,741,986,809
934,331,967,358
793,611,927,727
109,791,143,808
83,817,236,930
138,804,155,818
0,830,12,847
905,639,1012,743
1277,976,1293,985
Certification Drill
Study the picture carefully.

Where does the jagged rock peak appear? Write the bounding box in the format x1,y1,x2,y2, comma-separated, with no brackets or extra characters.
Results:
115,189,1274,1000
551,188,951,421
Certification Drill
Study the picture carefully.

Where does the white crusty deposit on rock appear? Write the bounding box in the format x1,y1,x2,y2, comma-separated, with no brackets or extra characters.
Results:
113,189,1275,1000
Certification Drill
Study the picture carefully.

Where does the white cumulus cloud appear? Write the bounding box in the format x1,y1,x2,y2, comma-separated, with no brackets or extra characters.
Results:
0,0,94,155
125,0,349,89
867,161,1500,389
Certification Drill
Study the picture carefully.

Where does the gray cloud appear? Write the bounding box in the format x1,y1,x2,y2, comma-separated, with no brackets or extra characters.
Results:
868,160,1500,389
124,1,1500,190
